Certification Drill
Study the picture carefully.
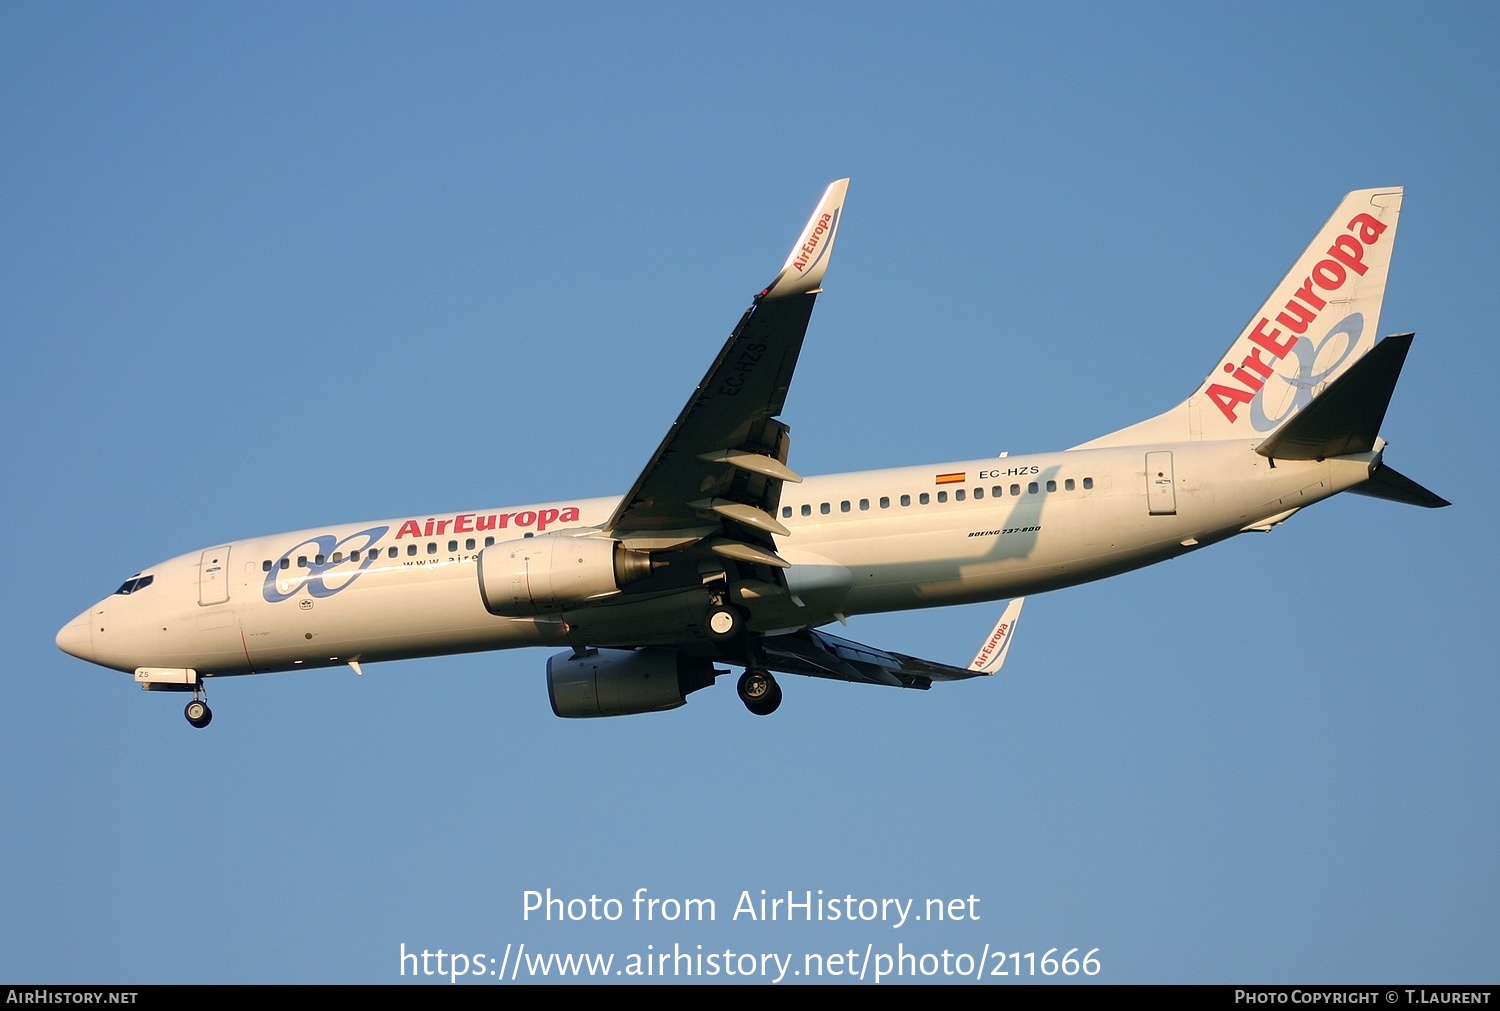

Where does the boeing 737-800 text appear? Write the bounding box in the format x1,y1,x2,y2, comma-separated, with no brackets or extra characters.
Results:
56,180,1446,726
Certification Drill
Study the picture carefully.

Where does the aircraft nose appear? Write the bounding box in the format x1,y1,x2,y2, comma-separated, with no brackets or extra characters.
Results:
55,609,97,663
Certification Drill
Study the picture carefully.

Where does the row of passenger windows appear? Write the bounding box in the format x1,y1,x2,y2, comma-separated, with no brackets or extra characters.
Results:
780,478,1094,518
262,536,500,571
256,478,1098,571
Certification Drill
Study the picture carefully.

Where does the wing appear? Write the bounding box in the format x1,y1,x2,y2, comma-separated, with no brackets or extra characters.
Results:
759,599,1026,689
603,179,849,573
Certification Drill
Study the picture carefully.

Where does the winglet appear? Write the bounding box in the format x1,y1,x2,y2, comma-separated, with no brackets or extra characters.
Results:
968,598,1024,674
761,179,849,299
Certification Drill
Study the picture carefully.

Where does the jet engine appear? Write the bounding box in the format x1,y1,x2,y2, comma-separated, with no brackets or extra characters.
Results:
546,648,718,718
478,535,653,617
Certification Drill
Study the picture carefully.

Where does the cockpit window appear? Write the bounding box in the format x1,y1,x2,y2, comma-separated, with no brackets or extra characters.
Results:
113,574,154,595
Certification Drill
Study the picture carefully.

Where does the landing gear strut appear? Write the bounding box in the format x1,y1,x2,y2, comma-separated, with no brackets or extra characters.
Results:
184,685,212,729
737,669,782,716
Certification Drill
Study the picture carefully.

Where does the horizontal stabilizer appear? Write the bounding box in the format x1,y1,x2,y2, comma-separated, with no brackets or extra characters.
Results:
1347,463,1450,508
1255,334,1412,461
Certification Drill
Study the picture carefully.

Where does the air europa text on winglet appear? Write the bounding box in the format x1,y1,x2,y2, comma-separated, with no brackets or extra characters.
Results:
792,212,833,272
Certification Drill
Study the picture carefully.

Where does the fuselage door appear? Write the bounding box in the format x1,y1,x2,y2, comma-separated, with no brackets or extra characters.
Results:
1146,451,1177,516
199,546,231,606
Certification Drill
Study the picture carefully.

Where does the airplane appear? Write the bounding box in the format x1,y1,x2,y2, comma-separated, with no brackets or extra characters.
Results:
55,179,1447,727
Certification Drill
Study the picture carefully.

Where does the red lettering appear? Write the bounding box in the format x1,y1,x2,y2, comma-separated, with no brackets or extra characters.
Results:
1346,212,1387,245
1224,361,1265,393
396,520,422,539
476,514,497,531
560,507,580,523
1326,234,1368,277
515,511,537,527
455,513,474,533
1275,299,1319,335
537,508,560,531
423,519,435,537
436,518,451,535
1248,318,1296,359
1206,383,1255,422
495,513,510,528
1292,277,1327,311
1311,258,1347,291
1241,346,1276,379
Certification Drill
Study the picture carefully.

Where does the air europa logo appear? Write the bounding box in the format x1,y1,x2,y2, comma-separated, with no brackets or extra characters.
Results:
264,525,388,603
1206,211,1388,424
394,507,581,539
973,620,1013,669
792,212,835,273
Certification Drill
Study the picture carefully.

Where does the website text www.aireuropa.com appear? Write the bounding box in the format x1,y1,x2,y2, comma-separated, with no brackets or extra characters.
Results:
398,942,1102,983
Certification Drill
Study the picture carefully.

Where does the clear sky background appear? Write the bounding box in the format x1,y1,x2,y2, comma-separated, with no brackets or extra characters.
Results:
3,1,1496,985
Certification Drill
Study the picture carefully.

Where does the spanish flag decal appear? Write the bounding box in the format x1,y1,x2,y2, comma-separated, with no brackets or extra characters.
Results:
935,472,966,485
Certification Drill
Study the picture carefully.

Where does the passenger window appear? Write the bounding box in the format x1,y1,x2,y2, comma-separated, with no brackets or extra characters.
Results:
1028,482,1039,494
782,507,792,518
880,497,890,508
1083,477,1094,490
919,493,930,505
974,487,984,499
1046,480,1056,492
466,538,475,550
448,540,457,552
427,542,438,554
407,545,417,556
937,491,947,503
1065,478,1075,491
484,537,495,547
801,504,812,517
840,501,850,513
820,503,830,515
262,560,272,572
332,552,344,564
955,489,965,501
993,486,1003,497
859,499,869,511
900,494,911,507
1010,485,1020,497
389,547,398,558
314,554,326,566
298,556,308,568
280,558,290,570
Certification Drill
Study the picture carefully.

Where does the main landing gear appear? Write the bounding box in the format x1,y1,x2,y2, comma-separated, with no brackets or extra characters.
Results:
737,669,782,716
184,685,212,729
705,603,746,644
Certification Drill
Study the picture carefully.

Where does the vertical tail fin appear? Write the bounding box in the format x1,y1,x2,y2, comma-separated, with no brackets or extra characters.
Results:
1077,188,1403,449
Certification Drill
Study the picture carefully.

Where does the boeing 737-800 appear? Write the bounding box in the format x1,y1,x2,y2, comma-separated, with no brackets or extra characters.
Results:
55,180,1446,727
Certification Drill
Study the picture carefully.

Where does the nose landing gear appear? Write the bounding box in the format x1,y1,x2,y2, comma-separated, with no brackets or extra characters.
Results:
736,669,782,716
184,686,212,729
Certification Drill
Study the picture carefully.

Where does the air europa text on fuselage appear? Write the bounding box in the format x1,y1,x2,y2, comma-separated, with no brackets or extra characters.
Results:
1205,212,1389,423
394,507,582,539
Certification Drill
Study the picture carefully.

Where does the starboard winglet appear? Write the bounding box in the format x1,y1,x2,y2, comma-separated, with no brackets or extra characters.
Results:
968,598,1025,674
761,179,849,300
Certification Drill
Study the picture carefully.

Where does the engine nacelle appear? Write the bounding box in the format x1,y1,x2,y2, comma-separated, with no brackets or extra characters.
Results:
477,535,652,617
546,648,718,718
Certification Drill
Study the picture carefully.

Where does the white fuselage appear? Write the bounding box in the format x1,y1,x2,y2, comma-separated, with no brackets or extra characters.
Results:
57,440,1375,681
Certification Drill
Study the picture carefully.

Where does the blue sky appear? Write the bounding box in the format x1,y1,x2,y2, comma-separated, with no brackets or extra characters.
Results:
3,1,1496,984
